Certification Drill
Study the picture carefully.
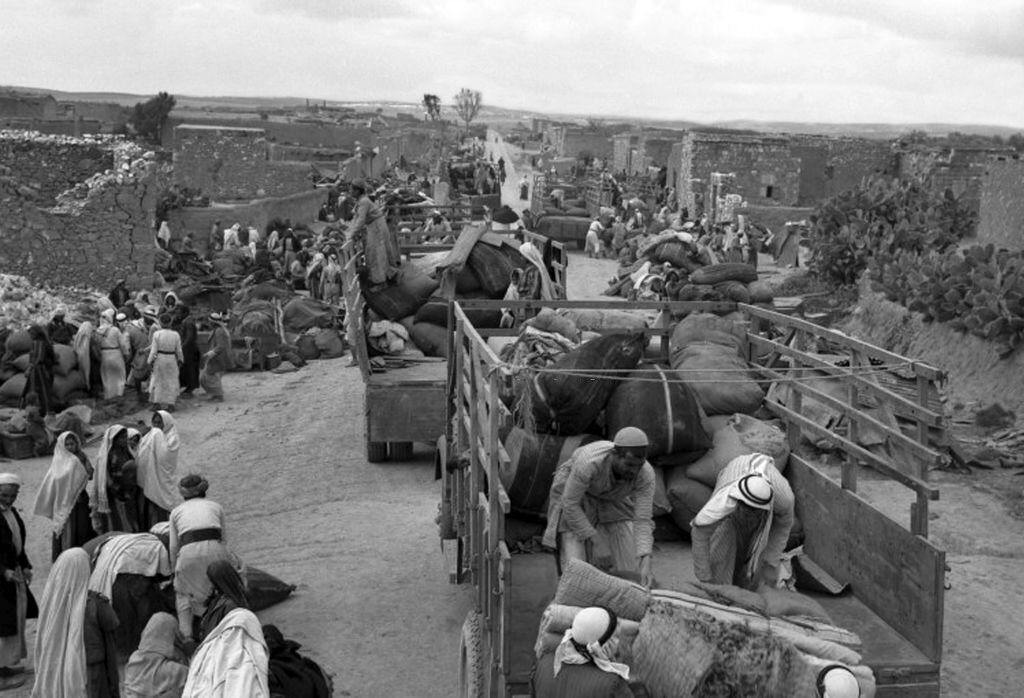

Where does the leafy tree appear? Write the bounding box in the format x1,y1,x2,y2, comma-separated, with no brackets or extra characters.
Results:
422,94,441,121
453,88,482,133
1008,132,1024,152
131,92,176,145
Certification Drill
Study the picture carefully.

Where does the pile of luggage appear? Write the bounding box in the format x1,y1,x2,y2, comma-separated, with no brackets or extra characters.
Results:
495,309,789,536
605,233,775,306
359,226,543,359
536,560,876,697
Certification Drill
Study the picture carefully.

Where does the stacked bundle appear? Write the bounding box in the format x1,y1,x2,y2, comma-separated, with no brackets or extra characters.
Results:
534,560,876,698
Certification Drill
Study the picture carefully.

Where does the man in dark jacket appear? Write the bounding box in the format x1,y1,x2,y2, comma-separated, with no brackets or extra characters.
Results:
533,606,634,697
0,474,36,690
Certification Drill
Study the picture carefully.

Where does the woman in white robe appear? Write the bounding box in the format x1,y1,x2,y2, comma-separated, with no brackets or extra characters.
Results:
135,410,182,528
31,548,89,698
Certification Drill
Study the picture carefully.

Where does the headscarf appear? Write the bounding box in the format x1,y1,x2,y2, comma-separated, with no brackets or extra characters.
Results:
552,607,629,681
88,425,129,515
88,532,171,601
182,608,270,698
127,427,142,457
33,432,90,535
0,473,22,487
692,453,776,581
31,548,90,698
100,308,115,327
136,411,182,512
207,559,249,609
124,612,189,698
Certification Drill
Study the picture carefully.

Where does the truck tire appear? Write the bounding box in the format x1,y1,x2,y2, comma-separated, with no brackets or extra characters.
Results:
389,441,413,460
458,611,484,698
367,439,389,463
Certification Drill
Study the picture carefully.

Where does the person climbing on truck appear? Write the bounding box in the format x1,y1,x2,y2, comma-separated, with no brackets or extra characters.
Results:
542,427,655,587
690,453,794,591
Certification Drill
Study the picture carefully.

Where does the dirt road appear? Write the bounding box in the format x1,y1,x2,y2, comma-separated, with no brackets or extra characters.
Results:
4,257,1023,696
4,361,472,698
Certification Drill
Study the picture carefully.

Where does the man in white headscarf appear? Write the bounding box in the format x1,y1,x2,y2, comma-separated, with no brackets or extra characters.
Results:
532,606,633,697
95,308,130,399
690,453,794,590
0,473,33,689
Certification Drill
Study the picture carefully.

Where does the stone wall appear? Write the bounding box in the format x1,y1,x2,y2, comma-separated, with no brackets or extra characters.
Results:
0,131,158,290
173,124,312,201
678,132,802,214
0,131,114,205
898,146,1014,217
167,188,328,256
977,158,1024,251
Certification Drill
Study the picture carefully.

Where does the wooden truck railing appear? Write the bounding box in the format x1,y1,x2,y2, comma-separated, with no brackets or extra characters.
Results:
443,299,947,697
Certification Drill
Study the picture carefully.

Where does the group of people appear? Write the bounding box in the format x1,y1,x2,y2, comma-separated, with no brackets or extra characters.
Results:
535,426,862,697
0,411,323,695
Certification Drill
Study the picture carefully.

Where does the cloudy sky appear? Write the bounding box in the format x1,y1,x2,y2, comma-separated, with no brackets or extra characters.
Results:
2,0,1022,127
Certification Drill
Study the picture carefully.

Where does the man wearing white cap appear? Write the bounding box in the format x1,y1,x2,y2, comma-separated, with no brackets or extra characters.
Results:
690,453,795,590
816,664,862,697
0,474,33,689
542,427,655,586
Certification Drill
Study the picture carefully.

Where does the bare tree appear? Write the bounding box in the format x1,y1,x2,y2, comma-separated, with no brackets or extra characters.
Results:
422,94,442,121
453,88,482,133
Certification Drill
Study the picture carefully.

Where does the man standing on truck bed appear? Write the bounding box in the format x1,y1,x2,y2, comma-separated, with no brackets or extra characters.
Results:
542,427,655,587
690,453,794,591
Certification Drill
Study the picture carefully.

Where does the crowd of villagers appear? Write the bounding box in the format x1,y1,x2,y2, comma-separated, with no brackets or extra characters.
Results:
0,397,327,694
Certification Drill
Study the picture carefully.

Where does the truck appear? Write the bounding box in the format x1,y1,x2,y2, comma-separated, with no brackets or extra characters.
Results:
340,231,567,462
439,298,947,697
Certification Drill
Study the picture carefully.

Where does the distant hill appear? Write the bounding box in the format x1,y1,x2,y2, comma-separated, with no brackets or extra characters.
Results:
3,85,1020,138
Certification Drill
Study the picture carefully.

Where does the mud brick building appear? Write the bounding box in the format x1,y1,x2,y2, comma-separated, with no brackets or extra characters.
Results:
976,156,1024,251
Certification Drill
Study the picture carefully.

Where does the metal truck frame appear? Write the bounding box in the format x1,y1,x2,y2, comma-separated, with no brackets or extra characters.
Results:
440,298,946,697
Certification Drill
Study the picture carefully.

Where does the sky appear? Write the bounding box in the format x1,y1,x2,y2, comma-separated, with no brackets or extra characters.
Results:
2,0,1022,128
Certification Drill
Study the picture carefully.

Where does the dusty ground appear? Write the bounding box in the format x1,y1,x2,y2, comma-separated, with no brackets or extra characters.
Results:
3,143,1022,694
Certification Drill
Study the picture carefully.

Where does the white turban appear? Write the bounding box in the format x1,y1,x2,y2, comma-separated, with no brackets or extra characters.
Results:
0,473,23,487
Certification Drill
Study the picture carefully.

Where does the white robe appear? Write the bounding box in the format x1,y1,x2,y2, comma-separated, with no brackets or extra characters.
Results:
183,608,269,698
136,411,182,512
31,549,89,698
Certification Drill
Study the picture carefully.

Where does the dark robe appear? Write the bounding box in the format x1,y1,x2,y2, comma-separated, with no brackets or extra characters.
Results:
84,591,120,698
532,652,635,698
264,625,332,698
0,508,38,637
21,334,55,415
176,316,201,392
47,319,78,346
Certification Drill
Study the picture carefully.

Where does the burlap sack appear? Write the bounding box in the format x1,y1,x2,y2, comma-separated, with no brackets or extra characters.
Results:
553,559,650,621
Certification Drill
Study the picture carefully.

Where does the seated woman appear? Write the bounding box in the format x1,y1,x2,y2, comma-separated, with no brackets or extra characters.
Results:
183,561,269,697
124,612,188,698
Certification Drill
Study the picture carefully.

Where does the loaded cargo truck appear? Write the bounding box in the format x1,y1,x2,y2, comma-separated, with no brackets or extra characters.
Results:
439,298,946,697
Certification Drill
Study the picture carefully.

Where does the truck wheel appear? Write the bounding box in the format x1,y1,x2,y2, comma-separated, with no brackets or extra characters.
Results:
458,611,484,698
389,441,413,461
367,440,389,463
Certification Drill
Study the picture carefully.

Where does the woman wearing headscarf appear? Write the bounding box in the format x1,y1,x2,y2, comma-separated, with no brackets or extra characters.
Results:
173,306,201,399
33,431,98,561
31,548,90,698
84,585,120,698
347,179,400,287
690,453,795,591
305,251,325,301
198,560,248,642
73,311,98,395
168,475,229,643
148,314,184,412
21,324,56,416
135,411,181,528
0,474,34,688
88,425,142,534
88,532,172,668
124,612,188,698
532,606,634,698
94,309,130,400
183,596,269,697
